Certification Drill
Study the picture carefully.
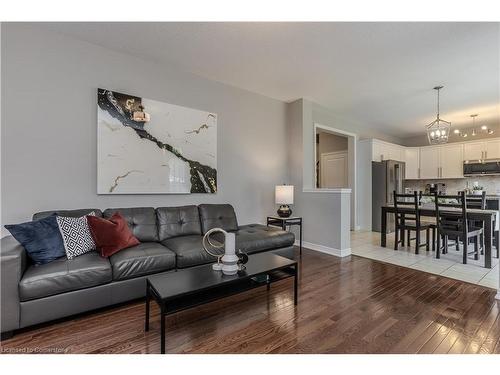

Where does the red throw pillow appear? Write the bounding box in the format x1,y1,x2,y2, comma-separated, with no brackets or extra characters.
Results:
87,213,140,257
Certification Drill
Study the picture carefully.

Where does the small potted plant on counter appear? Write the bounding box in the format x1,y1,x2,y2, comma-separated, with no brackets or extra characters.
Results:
472,183,484,195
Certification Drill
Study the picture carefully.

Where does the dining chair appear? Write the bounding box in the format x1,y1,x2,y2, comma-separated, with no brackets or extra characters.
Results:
418,191,437,251
435,191,482,264
465,191,486,210
465,191,486,255
465,192,500,259
393,191,431,253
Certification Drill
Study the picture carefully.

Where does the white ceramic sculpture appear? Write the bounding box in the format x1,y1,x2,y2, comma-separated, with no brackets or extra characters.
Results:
202,228,239,275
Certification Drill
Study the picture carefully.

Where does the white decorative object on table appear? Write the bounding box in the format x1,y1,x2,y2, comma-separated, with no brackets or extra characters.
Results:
202,228,239,276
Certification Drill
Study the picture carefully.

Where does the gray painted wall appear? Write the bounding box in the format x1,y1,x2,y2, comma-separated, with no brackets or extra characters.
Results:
286,99,350,252
356,139,373,231
1,24,288,235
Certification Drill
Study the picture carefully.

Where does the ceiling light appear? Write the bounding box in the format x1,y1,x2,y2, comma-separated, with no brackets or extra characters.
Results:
481,125,488,130
488,129,494,135
454,129,460,134
463,133,468,138
426,86,451,145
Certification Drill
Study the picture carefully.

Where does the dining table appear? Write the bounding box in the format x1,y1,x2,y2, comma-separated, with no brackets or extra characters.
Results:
380,203,499,268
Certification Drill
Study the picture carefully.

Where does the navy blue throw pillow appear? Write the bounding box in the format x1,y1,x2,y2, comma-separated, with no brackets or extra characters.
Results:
5,215,66,265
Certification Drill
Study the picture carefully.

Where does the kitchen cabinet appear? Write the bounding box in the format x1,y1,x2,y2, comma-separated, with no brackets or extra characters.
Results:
419,146,440,179
418,144,463,179
371,140,404,162
404,147,420,179
463,139,500,161
464,141,486,161
439,143,463,178
484,139,500,159
367,137,500,180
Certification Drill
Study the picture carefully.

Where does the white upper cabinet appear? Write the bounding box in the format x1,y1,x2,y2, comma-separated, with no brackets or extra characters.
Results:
483,139,500,160
463,139,500,161
439,143,463,178
463,141,485,161
371,140,404,162
367,137,500,181
419,146,440,179
404,148,420,179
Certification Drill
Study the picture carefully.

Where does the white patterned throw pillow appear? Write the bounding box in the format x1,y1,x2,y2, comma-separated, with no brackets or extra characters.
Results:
56,212,97,260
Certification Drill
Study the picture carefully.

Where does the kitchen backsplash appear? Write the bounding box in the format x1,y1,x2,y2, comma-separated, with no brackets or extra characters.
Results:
404,176,500,196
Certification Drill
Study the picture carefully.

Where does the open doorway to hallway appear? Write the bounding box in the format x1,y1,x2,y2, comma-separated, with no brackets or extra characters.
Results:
314,124,357,229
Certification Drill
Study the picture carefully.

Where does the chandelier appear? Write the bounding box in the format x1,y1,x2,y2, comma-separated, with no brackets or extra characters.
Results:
426,86,451,145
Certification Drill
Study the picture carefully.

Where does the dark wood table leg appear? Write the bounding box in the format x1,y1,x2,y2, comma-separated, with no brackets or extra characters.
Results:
145,282,150,332
484,216,493,269
294,264,298,306
160,303,166,354
495,230,499,258
436,231,441,259
299,220,303,256
381,207,387,247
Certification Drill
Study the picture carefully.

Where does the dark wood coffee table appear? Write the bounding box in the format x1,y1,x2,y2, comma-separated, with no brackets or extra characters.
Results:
144,252,298,353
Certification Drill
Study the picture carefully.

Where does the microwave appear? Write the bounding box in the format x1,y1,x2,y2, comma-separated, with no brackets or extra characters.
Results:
463,160,500,176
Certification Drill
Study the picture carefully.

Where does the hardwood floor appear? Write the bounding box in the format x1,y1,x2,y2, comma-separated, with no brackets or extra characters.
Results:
1,248,500,354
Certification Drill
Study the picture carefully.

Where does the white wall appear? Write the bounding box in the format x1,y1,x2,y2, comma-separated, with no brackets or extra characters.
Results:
1,24,288,235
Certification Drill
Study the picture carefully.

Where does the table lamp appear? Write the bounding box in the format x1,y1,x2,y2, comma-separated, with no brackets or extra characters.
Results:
275,185,294,218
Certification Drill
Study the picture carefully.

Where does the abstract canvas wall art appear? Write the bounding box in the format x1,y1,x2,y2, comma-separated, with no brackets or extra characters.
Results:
97,88,217,194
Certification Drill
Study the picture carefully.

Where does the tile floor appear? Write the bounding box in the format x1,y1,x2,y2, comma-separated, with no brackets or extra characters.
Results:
350,230,499,290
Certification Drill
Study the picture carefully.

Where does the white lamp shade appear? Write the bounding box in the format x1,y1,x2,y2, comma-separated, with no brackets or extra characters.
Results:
275,185,294,205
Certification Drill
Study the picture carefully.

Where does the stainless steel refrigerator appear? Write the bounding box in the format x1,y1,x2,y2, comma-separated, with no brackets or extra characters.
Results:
372,160,405,232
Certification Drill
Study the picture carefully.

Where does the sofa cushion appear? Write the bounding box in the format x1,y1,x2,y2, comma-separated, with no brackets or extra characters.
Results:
103,207,158,242
232,224,295,254
198,204,238,234
33,209,102,221
156,205,202,241
109,242,176,281
88,213,140,258
56,212,97,260
161,235,222,268
5,215,66,265
19,252,112,301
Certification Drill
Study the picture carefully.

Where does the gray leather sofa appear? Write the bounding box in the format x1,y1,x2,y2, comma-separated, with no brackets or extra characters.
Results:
0,204,295,338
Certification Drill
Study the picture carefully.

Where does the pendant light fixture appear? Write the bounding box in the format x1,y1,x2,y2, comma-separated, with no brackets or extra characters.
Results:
426,86,451,145
471,114,478,137
455,114,494,138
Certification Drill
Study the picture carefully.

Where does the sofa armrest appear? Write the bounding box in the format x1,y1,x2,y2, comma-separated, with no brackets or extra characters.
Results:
1,235,27,332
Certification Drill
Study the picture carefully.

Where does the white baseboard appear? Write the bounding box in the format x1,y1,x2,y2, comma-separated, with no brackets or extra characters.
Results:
294,240,351,257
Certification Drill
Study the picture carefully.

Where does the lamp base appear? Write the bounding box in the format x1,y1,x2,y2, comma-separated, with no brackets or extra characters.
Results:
212,262,222,271
277,205,292,218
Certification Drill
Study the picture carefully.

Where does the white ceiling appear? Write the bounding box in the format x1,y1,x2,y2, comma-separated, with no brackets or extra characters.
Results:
39,22,500,138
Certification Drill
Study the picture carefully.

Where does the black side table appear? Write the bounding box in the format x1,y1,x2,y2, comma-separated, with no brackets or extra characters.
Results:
267,216,302,255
